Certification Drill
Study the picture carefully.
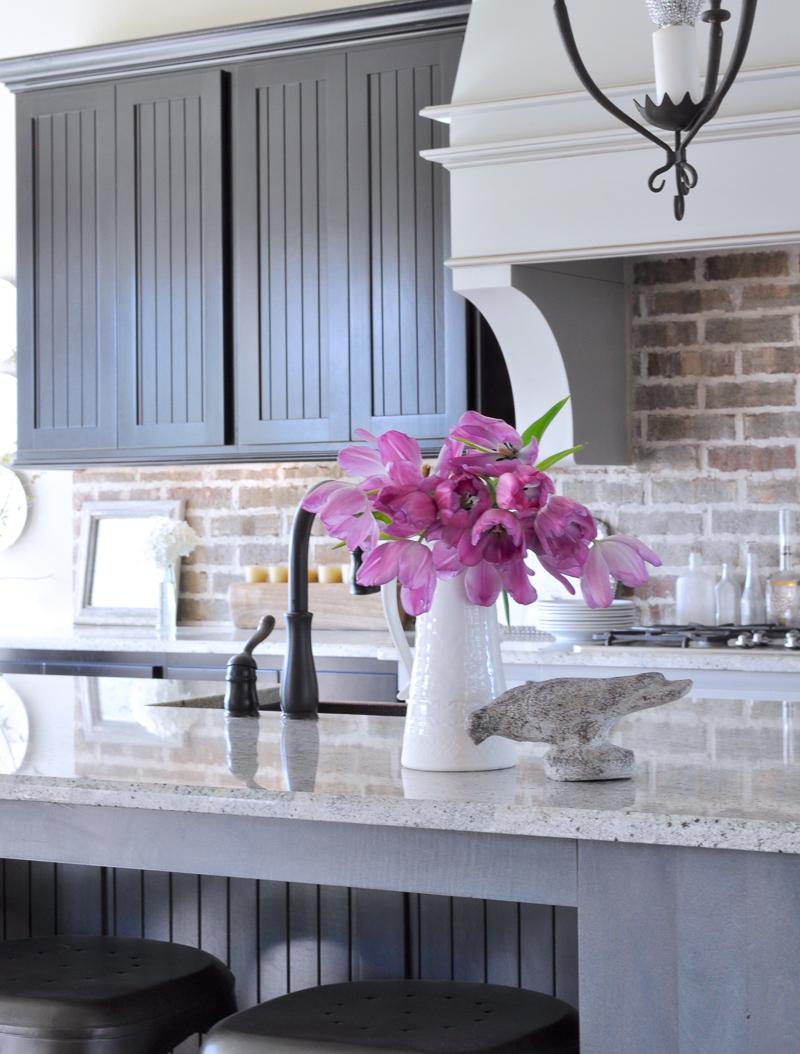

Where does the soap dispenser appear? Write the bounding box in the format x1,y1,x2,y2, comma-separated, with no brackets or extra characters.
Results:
224,615,276,716
675,552,715,625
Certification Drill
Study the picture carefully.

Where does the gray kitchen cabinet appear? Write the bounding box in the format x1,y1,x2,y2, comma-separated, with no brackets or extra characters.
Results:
348,33,466,448
16,84,118,456
9,8,469,466
233,51,351,453
116,69,229,452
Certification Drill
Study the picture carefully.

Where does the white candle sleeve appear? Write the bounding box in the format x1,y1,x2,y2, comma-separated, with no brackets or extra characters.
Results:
652,24,702,104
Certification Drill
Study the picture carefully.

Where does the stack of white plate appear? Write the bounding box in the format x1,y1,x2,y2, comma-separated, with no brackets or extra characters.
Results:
533,598,637,641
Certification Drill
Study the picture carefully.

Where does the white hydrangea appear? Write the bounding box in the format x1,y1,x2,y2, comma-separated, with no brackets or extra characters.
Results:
145,517,198,570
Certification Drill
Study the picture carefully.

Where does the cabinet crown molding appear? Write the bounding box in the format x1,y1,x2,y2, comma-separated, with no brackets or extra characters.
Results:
0,0,470,91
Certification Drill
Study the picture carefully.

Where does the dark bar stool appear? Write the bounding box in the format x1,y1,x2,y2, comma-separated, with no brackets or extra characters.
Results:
201,979,579,1054
0,934,236,1054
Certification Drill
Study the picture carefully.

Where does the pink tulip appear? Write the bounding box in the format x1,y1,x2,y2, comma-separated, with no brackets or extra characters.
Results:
338,428,425,491
448,411,538,476
580,535,662,608
530,496,596,577
356,539,437,616
462,557,537,607
496,465,554,514
372,483,438,537
302,481,380,552
467,508,525,565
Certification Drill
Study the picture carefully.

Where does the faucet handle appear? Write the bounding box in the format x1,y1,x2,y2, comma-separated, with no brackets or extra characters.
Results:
243,614,276,657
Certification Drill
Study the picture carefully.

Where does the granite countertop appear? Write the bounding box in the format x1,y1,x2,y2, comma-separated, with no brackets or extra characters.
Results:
3,673,800,855
6,626,800,672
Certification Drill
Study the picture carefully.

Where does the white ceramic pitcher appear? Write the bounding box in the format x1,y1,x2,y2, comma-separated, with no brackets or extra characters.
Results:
381,574,516,772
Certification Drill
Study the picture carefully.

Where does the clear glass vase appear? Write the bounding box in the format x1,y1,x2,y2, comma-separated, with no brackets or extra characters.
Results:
156,567,177,640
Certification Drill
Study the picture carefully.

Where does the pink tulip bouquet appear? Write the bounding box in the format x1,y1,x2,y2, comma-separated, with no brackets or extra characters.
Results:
304,400,660,616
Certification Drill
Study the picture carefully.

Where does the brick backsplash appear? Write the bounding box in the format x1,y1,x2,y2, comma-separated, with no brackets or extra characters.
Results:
72,243,800,627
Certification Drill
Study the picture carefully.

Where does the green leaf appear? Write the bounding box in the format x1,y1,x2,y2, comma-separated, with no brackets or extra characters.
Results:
521,396,570,447
535,444,584,472
502,589,511,628
372,511,392,524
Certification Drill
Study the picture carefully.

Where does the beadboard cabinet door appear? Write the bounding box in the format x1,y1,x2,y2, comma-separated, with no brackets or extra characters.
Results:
116,70,228,452
347,34,466,450
16,85,118,456
233,52,350,453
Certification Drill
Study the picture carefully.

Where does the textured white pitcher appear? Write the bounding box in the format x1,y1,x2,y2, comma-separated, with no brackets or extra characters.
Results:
397,573,517,772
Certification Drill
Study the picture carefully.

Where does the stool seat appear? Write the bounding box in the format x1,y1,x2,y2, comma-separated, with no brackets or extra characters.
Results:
0,935,236,1054
203,980,579,1054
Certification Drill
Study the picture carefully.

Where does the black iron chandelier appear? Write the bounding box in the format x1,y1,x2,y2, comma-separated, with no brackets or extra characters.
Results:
553,0,758,220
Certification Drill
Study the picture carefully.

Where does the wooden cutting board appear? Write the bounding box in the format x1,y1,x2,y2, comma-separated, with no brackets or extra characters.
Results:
228,582,389,630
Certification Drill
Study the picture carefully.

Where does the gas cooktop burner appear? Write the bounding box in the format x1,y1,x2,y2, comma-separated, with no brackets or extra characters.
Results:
598,625,800,649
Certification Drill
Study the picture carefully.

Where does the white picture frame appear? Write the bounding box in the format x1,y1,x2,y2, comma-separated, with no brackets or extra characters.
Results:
74,499,186,625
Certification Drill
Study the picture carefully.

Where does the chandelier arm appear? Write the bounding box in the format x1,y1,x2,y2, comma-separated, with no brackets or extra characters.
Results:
700,2,726,101
553,0,672,155
683,0,758,148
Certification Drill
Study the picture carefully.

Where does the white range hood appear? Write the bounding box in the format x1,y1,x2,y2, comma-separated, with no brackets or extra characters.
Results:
422,0,800,462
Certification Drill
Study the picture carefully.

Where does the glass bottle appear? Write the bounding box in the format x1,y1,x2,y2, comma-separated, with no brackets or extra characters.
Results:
675,552,715,625
767,510,800,627
714,563,741,626
740,549,766,625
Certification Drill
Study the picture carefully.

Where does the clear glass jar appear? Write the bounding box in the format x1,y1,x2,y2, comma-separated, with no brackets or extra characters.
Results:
715,563,741,626
675,552,715,625
766,509,800,627
740,549,766,625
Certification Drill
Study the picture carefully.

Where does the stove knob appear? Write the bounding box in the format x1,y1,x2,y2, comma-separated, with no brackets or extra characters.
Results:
751,630,769,646
785,631,800,649
735,632,754,648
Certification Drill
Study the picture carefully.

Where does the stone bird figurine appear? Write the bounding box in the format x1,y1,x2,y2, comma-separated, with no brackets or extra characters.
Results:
467,672,692,781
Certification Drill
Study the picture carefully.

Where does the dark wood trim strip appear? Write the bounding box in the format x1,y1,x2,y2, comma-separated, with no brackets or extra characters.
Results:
0,0,470,92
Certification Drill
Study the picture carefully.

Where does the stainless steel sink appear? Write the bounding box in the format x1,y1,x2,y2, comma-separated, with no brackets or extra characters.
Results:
151,685,405,717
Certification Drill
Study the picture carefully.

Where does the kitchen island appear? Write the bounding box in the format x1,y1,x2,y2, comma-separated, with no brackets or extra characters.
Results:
1,672,800,1052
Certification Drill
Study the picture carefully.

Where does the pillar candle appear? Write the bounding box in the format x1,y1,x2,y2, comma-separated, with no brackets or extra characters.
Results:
317,565,342,584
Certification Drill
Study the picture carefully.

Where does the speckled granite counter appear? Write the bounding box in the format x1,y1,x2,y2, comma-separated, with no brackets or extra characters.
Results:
6,626,800,675
0,626,396,659
3,673,800,855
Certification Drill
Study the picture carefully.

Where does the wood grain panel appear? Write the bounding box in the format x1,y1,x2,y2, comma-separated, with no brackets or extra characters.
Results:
235,52,349,449
16,86,117,455
348,34,466,448
116,70,227,451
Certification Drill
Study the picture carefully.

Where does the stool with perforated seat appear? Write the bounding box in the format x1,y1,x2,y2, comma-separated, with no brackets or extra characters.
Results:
0,935,237,1054
201,979,579,1054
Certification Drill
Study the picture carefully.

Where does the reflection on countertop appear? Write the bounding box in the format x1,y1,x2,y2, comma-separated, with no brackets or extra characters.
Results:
3,674,800,855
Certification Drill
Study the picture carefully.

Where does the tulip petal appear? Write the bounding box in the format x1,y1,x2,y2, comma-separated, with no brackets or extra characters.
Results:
498,560,537,606
579,545,614,608
338,445,386,478
397,541,435,590
431,542,464,580
464,562,502,607
353,427,379,444
377,430,423,467
356,542,402,586
608,534,662,568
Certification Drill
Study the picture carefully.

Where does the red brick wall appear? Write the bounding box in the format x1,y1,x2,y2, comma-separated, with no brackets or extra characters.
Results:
73,243,800,625
558,243,800,623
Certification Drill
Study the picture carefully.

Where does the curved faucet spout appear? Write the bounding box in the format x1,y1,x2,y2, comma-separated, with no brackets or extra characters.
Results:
281,497,320,720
